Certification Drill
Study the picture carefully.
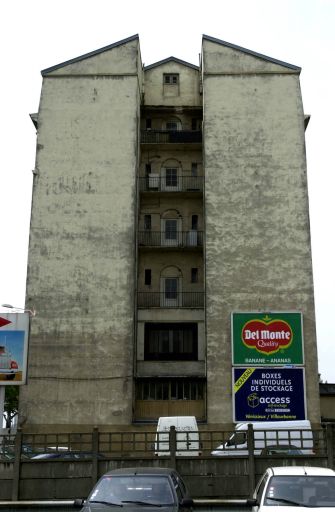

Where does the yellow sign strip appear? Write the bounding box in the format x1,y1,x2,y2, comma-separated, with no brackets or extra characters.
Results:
234,368,255,393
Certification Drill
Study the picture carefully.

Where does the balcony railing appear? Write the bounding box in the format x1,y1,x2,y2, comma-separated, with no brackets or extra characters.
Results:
138,292,204,308
138,231,203,248
139,176,203,192
141,130,202,144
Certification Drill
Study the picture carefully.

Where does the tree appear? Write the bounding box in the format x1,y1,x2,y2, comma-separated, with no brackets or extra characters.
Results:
4,386,19,429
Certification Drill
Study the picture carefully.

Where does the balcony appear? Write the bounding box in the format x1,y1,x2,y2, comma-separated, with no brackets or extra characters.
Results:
138,231,203,248
138,292,204,308
141,130,202,144
139,176,203,193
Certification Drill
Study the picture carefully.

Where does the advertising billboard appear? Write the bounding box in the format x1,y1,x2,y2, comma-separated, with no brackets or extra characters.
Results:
232,312,304,366
0,313,29,385
233,367,306,422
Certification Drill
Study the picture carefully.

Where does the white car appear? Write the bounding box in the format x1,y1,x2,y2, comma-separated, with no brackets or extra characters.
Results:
249,466,335,511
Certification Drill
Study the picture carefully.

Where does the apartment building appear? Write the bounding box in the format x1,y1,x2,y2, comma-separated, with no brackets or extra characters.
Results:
20,35,320,429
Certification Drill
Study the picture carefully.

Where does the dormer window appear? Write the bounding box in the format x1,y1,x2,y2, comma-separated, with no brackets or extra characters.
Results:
164,74,179,85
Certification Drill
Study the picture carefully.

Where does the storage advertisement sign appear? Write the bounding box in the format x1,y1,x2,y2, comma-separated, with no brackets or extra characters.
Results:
0,313,29,385
232,312,304,365
233,367,306,422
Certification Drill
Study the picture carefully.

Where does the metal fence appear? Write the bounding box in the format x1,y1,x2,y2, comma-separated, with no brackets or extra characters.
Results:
137,292,205,308
0,424,334,501
138,231,203,248
139,176,203,192
141,130,202,144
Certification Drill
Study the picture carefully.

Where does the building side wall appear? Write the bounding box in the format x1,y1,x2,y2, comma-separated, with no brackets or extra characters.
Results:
203,48,319,423
21,70,140,426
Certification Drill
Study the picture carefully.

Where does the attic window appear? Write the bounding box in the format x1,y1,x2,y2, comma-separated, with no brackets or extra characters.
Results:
164,74,179,85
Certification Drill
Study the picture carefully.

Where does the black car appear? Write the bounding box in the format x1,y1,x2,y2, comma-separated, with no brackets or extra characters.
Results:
75,467,193,512
31,451,106,460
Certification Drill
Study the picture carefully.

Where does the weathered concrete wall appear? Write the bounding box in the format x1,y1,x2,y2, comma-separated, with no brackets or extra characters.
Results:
144,62,201,107
202,39,320,424
21,39,142,426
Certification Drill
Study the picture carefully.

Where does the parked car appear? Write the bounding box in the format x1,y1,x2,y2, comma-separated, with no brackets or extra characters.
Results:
31,451,106,460
260,445,303,456
248,466,335,511
211,420,313,456
74,467,193,511
0,344,19,380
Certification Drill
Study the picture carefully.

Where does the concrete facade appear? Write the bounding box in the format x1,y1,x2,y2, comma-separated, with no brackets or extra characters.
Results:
20,34,320,429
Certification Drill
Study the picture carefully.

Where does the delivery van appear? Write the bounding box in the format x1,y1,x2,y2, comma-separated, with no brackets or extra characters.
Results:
155,416,200,456
211,420,313,456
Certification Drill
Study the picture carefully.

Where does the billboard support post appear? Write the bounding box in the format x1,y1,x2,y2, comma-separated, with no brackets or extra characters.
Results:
0,386,4,429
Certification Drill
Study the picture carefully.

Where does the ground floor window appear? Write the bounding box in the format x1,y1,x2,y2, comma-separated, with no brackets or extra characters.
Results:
135,378,204,401
134,378,206,421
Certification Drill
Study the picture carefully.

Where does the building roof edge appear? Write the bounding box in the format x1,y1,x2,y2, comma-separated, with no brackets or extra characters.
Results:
41,34,139,76
144,56,199,71
202,34,301,72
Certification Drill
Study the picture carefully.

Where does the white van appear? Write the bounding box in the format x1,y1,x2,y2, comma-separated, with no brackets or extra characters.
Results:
155,416,200,456
211,420,313,456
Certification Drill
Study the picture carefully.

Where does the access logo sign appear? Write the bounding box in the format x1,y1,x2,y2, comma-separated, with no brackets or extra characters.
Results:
232,312,304,366
232,367,306,422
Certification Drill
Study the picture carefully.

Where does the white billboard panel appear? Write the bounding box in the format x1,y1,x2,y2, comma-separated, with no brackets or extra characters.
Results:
0,313,29,385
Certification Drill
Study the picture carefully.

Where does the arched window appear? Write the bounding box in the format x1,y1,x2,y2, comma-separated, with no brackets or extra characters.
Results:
161,159,181,191
164,117,181,131
160,266,182,307
161,210,182,247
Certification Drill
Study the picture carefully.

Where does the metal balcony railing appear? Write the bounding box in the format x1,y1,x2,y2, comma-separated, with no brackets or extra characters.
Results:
137,292,204,308
141,130,202,144
139,176,203,192
138,231,203,248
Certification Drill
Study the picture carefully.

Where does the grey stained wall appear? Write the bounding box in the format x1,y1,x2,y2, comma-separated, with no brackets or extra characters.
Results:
202,39,320,423
20,37,142,426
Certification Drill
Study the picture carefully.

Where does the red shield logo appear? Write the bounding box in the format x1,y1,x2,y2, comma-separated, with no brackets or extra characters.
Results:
241,319,293,355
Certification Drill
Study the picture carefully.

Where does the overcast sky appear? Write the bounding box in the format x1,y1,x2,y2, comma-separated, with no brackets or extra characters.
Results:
0,0,334,382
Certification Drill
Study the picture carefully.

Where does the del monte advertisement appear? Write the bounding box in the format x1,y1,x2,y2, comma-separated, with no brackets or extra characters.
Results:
232,312,304,366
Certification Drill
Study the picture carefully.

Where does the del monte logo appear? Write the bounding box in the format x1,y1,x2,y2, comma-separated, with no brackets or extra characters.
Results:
241,315,293,355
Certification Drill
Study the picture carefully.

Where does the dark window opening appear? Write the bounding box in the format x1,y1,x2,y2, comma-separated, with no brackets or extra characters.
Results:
191,215,198,230
191,163,198,176
145,163,151,175
145,269,152,286
144,323,198,361
165,168,178,187
144,214,152,230
164,74,179,85
136,378,204,400
165,221,177,240
146,118,152,130
191,268,198,283
191,118,197,130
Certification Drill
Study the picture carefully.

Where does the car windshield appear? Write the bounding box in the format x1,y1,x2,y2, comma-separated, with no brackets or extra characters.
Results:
89,475,175,506
264,475,335,507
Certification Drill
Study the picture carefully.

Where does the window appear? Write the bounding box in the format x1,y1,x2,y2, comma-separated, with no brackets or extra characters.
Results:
191,268,198,283
191,163,198,177
144,323,198,360
146,118,152,130
166,121,178,131
164,74,179,85
145,163,151,175
136,378,204,400
191,215,198,230
145,269,151,286
164,220,178,242
191,118,197,130
164,277,178,298
165,168,178,187
144,215,152,230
